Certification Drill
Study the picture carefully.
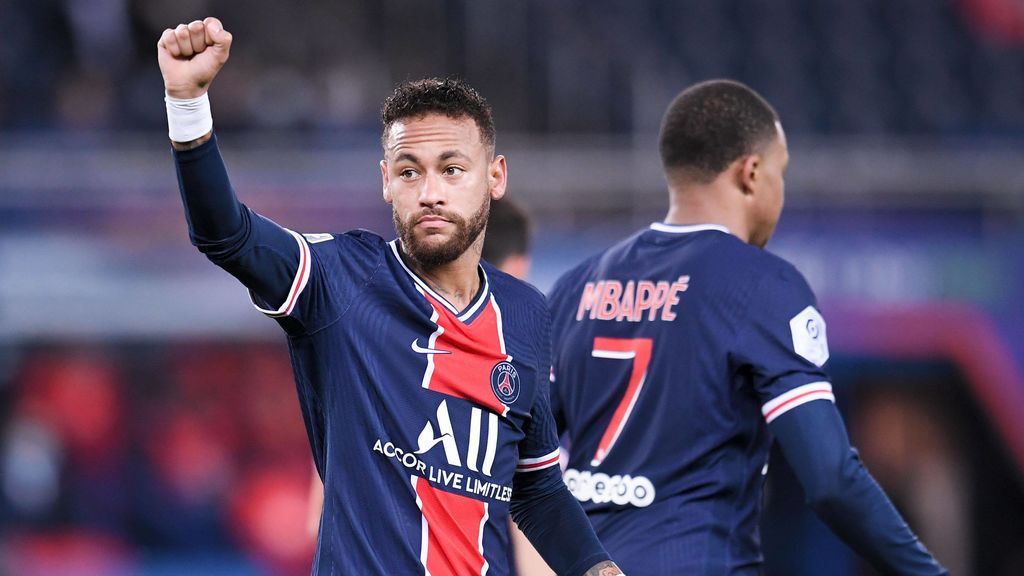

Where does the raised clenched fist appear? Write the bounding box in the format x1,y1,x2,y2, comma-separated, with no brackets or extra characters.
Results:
157,17,233,100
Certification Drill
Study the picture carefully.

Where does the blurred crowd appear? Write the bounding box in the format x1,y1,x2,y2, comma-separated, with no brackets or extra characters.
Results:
3,0,1024,136
0,342,314,575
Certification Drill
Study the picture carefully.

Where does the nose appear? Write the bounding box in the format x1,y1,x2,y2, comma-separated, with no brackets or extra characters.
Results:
418,172,446,207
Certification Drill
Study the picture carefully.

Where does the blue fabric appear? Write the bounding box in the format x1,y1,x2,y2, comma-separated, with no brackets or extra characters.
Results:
510,469,611,576
173,135,608,575
547,224,946,575
770,401,949,576
173,135,299,309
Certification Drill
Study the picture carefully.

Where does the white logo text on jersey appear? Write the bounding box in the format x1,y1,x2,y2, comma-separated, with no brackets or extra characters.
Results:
411,338,452,355
563,468,656,508
416,400,499,478
373,400,511,502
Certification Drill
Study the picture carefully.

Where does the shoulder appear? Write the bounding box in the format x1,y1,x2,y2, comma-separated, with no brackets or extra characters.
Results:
740,249,825,356
298,229,388,260
700,235,814,297
710,233,797,274
290,230,389,291
300,229,387,249
750,249,817,302
485,262,548,314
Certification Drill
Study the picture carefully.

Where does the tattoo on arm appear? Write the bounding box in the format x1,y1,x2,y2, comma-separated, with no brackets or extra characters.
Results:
583,560,623,576
171,131,214,151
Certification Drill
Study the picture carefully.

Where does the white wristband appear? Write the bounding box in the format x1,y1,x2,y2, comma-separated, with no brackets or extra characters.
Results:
165,92,213,142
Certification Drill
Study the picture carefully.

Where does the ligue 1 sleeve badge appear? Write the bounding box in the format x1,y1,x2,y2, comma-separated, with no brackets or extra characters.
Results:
490,361,521,404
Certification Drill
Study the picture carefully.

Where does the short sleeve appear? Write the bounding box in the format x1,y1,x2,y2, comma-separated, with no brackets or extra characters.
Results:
731,261,834,424
249,229,385,335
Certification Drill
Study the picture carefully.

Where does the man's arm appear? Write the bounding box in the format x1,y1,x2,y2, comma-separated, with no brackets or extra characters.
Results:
771,400,949,575
512,304,623,576
511,465,624,576
159,18,304,311
735,261,947,574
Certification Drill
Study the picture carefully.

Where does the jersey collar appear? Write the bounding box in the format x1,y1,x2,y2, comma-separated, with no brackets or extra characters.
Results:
649,222,731,235
387,240,490,323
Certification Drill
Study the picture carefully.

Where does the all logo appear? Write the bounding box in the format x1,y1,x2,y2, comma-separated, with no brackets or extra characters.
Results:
416,400,499,477
490,361,521,404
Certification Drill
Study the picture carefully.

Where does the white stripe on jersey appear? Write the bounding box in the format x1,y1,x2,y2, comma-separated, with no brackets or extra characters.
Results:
516,448,561,472
649,222,731,235
248,228,311,317
411,475,431,576
490,294,512,361
762,381,834,423
419,298,445,389
478,503,490,576
388,240,490,322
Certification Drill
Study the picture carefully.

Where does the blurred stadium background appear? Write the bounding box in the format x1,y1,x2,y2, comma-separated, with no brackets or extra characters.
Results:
1,0,1023,574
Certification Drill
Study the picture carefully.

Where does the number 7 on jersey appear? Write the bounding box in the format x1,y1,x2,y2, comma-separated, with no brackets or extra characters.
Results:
590,337,653,467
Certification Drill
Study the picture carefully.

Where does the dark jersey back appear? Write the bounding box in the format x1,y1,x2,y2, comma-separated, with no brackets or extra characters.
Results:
548,223,832,575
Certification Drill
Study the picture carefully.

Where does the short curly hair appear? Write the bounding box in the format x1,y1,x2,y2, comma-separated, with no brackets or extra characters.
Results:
659,80,779,183
381,78,496,152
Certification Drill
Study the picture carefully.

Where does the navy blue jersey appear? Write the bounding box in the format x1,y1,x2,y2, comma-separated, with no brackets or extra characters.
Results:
172,137,612,576
252,229,562,574
548,223,833,574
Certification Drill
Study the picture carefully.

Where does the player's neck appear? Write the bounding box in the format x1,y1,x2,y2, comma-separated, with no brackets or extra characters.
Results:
401,242,483,312
664,183,750,243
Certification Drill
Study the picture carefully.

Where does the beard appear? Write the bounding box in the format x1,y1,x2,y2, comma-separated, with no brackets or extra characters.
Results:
394,197,490,268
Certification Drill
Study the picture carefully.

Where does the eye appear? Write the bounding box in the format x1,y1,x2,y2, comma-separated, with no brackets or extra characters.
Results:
443,166,465,176
399,168,418,179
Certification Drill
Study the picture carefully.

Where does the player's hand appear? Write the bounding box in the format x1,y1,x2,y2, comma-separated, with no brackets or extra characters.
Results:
157,17,232,99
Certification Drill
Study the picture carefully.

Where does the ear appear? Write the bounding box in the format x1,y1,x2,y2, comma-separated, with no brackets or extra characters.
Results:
380,160,393,204
737,153,762,197
488,155,508,201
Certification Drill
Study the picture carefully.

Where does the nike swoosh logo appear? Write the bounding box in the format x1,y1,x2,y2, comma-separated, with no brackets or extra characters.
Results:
411,338,451,355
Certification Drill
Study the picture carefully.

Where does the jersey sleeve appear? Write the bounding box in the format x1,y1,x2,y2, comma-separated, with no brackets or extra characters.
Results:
771,400,949,575
515,378,562,475
731,261,834,424
173,135,384,336
246,229,385,335
509,304,613,574
514,305,562,475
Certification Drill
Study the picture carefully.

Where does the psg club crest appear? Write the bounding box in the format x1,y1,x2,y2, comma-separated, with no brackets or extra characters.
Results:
490,361,521,404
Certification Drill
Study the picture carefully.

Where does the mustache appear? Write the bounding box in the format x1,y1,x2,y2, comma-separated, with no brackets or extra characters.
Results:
411,207,461,224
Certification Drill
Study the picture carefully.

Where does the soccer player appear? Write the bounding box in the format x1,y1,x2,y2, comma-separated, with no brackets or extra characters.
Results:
546,80,948,575
308,197,548,570
157,18,623,576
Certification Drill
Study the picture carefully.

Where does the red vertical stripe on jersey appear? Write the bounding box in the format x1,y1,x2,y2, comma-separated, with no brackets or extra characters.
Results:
416,480,488,576
423,294,509,414
416,294,507,575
